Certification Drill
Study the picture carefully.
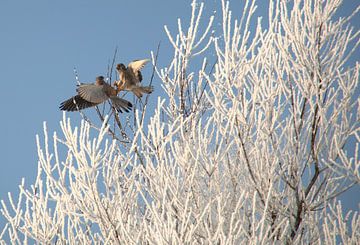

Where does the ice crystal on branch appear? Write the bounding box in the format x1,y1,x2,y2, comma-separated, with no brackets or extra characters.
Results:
1,0,359,244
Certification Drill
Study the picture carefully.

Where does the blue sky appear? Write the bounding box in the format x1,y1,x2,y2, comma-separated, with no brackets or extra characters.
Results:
0,0,196,197
0,0,359,229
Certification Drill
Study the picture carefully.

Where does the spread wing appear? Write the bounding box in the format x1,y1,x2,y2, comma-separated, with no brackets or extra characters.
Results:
76,84,108,104
128,59,149,72
128,59,150,82
109,97,133,113
59,95,98,111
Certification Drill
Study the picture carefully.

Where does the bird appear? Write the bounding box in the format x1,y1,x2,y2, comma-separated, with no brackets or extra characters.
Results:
114,59,154,98
60,76,133,113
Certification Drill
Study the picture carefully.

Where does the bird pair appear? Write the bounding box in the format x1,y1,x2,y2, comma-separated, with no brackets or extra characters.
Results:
60,59,153,112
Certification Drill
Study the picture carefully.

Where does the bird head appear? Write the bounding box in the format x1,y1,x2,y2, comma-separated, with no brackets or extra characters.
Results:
95,76,105,85
96,76,105,81
116,63,126,71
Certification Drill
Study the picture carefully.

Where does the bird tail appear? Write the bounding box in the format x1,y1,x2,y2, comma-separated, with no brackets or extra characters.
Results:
133,86,154,98
110,97,133,113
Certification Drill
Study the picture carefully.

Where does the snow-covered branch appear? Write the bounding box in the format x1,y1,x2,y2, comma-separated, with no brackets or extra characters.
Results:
1,0,359,243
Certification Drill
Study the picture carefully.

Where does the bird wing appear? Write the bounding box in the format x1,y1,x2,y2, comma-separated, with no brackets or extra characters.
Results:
128,59,149,82
77,84,108,104
109,96,133,113
128,59,150,72
59,95,98,111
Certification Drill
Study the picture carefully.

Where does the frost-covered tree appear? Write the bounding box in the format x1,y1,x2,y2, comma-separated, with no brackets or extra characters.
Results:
1,0,359,244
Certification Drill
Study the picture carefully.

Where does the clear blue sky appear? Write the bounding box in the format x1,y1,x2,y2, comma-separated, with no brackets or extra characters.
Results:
0,0,358,229
0,0,198,196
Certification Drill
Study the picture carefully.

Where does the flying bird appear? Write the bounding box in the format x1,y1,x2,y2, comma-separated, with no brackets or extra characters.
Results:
60,76,132,112
114,59,153,98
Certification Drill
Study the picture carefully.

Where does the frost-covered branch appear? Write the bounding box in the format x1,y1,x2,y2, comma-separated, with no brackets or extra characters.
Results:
1,0,359,244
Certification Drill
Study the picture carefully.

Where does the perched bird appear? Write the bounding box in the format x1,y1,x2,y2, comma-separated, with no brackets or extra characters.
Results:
60,76,132,112
114,59,153,98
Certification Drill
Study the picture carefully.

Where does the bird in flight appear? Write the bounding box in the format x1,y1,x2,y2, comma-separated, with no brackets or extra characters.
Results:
60,76,132,112
114,59,153,98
